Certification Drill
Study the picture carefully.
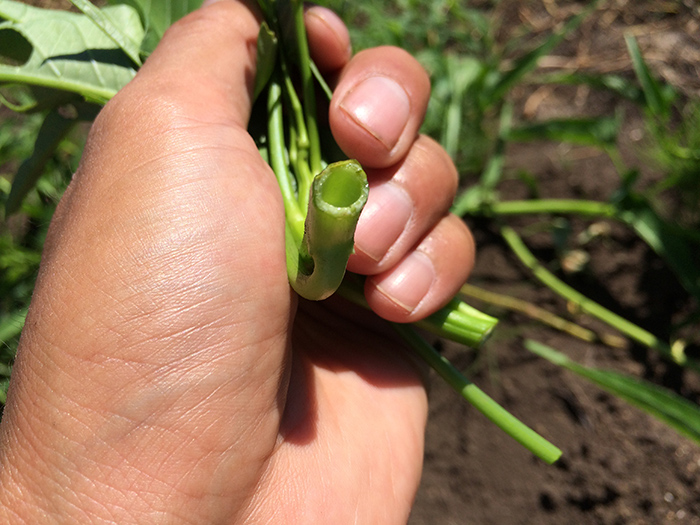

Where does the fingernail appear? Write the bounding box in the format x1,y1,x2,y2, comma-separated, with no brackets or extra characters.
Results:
339,76,410,150
201,0,224,7
375,251,435,313
355,183,413,262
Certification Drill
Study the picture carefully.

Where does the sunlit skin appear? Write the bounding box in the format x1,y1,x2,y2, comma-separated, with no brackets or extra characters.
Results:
0,1,475,522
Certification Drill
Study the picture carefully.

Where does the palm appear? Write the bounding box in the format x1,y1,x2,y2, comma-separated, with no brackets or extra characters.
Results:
244,300,427,523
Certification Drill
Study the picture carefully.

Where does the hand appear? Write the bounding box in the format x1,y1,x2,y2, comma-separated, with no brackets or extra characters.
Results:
0,1,474,522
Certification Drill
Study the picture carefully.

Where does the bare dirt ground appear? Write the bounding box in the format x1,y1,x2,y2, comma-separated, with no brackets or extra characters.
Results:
410,2,700,523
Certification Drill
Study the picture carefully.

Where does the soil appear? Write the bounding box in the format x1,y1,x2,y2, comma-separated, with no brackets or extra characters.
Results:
410,2,700,524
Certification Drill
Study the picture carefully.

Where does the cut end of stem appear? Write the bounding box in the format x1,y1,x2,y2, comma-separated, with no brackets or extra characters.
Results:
287,160,368,301
313,160,368,214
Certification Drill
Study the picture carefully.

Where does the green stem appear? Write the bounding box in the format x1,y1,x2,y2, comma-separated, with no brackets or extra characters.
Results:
0,73,118,105
500,225,691,366
287,160,368,300
490,199,617,218
460,283,627,348
414,296,498,348
293,1,322,175
279,62,314,210
267,78,305,241
338,278,498,349
393,324,562,464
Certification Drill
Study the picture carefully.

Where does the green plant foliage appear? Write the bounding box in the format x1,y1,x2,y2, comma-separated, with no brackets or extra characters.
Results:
526,340,700,444
625,34,675,120
507,116,620,149
109,0,204,55
69,0,144,66
0,0,143,105
616,195,700,305
5,103,99,215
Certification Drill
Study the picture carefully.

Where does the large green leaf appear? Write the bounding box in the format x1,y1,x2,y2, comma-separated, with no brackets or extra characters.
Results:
69,0,143,66
111,0,204,56
525,339,700,444
0,0,143,105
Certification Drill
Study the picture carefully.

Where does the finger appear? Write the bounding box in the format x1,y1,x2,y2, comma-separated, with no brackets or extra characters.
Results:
347,135,458,275
329,46,431,168
364,214,476,323
305,5,352,72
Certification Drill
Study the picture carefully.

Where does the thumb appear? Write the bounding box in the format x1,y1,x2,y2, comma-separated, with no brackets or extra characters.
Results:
0,2,294,522
135,0,261,129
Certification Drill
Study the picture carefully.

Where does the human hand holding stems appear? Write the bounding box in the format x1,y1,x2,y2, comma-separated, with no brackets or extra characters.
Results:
0,1,476,522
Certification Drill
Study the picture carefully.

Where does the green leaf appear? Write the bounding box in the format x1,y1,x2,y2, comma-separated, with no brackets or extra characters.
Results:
69,0,143,66
5,103,100,216
617,197,700,304
253,21,278,102
625,34,675,119
111,0,204,56
441,54,482,160
525,340,700,444
0,308,27,348
482,6,593,106
508,116,620,148
0,0,143,104
535,71,645,105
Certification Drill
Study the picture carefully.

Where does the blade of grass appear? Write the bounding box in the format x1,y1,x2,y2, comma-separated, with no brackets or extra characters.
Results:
5,103,99,215
441,55,482,160
507,116,619,149
617,199,700,304
534,71,645,105
451,102,512,216
0,308,27,346
525,339,700,444
5,110,76,215
625,34,674,119
488,199,617,217
482,5,595,106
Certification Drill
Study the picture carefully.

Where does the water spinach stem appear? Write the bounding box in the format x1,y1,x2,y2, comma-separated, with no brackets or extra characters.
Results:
394,324,562,464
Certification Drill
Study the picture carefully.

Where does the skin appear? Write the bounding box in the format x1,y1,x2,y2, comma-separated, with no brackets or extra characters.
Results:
0,1,475,523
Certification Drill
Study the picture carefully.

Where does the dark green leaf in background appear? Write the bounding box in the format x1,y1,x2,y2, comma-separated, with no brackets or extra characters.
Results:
525,340,700,444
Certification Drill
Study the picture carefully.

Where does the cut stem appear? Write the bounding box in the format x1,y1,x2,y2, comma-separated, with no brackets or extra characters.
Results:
338,277,498,349
287,160,368,300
